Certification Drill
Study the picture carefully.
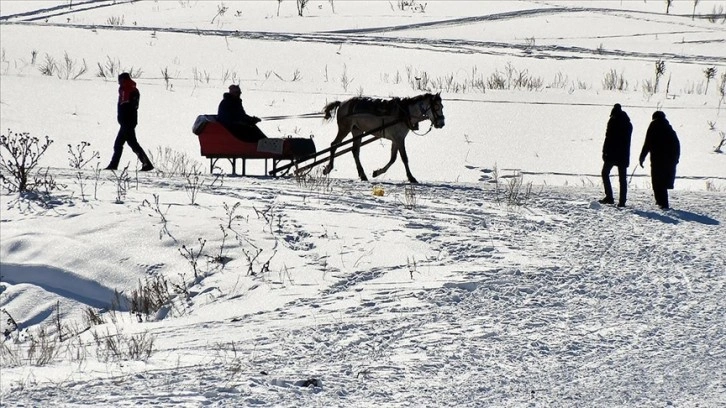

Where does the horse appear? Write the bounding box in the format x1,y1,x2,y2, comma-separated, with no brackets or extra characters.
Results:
321,92,445,183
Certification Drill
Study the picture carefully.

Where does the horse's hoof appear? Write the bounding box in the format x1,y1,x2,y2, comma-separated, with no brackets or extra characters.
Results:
372,171,381,178
409,178,419,184
322,167,331,175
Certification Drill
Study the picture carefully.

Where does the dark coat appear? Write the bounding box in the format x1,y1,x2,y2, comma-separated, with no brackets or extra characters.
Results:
639,112,680,189
117,78,140,127
602,109,633,167
217,93,259,127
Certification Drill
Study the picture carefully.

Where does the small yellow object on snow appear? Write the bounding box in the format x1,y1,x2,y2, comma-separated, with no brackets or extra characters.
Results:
372,186,385,196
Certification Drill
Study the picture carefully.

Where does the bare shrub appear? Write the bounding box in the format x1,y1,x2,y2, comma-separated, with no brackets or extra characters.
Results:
211,3,228,24
340,64,352,92
184,171,204,205
130,275,173,320
406,66,431,91
38,53,57,76
192,67,211,84
59,52,87,80
67,141,100,201
223,201,247,229
84,307,105,326
512,69,543,90
141,193,175,241
92,329,155,362
707,4,726,23
297,0,310,16
715,131,725,153
394,0,427,12
487,70,507,90
503,172,533,207
486,63,542,91
108,165,131,203
3,327,62,367
209,225,232,267
602,69,628,91
221,68,238,84
161,66,173,91
642,79,656,95
0,130,54,194
149,146,203,177
294,167,332,193
548,72,569,89
703,67,717,95
654,59,666,93
96,56,142,80
180,238,207,279
398,184,418,209
106,15,125,26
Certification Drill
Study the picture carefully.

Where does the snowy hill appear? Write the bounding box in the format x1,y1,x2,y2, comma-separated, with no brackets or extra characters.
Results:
1,1,725,406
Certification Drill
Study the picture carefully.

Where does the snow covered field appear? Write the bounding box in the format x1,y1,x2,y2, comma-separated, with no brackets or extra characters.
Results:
1,1,725,406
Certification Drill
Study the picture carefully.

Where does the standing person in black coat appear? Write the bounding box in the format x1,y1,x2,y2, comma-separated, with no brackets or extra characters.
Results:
599,103,633,207
639,111,681,210
105,72,153,171
217,84,267,143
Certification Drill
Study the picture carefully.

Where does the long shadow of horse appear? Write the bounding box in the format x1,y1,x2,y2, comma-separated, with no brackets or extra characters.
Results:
632,209,720,225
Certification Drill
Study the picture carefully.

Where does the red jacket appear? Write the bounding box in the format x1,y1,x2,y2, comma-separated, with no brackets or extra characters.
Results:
118,78,140,126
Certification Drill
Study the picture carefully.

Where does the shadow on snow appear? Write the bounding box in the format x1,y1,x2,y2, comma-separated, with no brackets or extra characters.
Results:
632,209,719,225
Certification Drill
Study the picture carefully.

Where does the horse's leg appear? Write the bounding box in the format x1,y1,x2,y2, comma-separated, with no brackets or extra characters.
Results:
398,139,418,183
372,141,398,179
323,127,348,175
350,129,369,181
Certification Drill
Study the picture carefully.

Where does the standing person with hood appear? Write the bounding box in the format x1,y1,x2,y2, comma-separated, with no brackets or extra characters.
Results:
639,111,680,210
599,103,633,207
217,84,267,143
105,72,154,171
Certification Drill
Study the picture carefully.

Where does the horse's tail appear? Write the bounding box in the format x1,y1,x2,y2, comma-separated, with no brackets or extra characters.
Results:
323,101,341,121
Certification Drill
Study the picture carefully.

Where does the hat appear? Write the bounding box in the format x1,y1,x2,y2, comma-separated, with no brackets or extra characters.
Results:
611,103,622,115
228,84,241,92
118,72,131,81
652,111,666,120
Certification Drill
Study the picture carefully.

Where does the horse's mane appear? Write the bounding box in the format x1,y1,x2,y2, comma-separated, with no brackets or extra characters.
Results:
348,93,435,116
354,93,433,107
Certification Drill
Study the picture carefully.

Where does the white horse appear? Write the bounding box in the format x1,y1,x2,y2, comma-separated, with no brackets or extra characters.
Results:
322,93,445,183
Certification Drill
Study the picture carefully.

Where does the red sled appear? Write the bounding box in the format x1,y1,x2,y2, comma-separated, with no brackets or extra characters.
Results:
192,115,315,175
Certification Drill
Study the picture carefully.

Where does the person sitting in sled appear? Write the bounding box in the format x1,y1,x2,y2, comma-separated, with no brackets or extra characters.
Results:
217,84,267,143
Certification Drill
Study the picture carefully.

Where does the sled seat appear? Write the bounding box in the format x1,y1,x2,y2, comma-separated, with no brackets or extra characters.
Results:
192,115,315,175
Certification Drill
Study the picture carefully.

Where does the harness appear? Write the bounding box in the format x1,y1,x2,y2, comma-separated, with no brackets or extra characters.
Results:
343,95,442,136
403,98,440,136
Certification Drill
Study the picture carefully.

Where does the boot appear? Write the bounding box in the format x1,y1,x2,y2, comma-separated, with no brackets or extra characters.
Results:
137,150,154,172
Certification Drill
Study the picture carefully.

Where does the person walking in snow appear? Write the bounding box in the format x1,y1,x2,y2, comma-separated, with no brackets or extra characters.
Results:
639,111,680,210
217,84,267,143
105,72,154,171
599,103,632,207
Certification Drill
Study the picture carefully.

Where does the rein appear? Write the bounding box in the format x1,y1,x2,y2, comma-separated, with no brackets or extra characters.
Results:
261,112,325,121
410,122,433,136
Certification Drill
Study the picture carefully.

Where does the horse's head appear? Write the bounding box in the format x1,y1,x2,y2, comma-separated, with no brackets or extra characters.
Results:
425,92,445,128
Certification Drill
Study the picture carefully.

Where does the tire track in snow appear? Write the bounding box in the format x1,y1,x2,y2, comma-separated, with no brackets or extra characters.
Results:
3,11,724,65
